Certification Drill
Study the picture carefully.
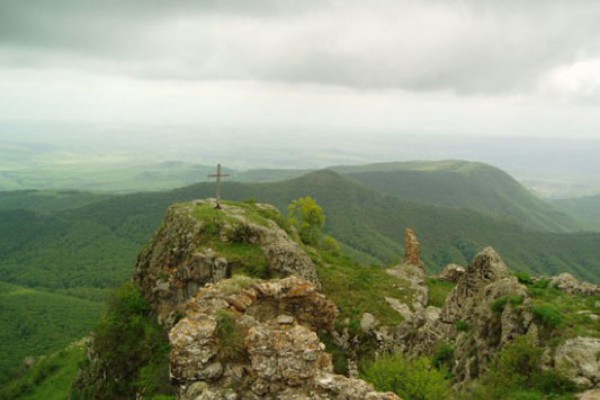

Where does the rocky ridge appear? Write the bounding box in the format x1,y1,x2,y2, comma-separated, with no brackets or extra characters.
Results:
134,199,320,325
133,200,399,399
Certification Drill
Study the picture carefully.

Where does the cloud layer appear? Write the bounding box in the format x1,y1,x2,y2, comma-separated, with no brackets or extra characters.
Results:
2,0,600,95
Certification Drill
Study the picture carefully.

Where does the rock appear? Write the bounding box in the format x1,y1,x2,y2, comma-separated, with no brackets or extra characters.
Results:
170,276,399,399
397,247,533,386
404,228,423,268
436,263,466,283
549,273,600,297
555,337,600,388
578,389,600,400
360,313,379,333
133,201,321,325
385,297,415,320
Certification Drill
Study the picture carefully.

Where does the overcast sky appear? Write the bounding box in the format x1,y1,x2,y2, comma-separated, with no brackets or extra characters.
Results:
1,0,600,138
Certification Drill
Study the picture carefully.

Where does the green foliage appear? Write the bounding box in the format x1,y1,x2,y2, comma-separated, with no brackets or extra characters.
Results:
427,279,455,308
319,330,348,375
532,279,551,289
455,320,470,332
0,282,104,385
362,354,452,400
491,295,524,314
472,336,576,399
530,304,563,328
432,342,455,371
288,196,325,245
515,271,534,285
215,310,247,363
71,283,175,399
312,248,411,327
0,344,85,400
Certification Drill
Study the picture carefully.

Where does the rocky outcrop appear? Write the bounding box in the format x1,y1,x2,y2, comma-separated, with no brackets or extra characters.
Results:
134,200,320,324
435,263,466,283
397,247,535,385
548,273,600,297
554,337,600,389
170,276,400,400
403,228,423,268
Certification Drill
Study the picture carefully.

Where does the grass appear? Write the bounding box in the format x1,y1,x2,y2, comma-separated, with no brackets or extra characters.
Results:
526,283,600,341
312,248,413,328
0,343,85,400
427,278,455,308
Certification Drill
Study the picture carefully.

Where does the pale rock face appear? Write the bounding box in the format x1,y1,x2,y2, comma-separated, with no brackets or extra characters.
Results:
134,201,320,325
396,247,535,385
555,337,600,388
549,273,600,297
171,276,400,400
436,263,466,283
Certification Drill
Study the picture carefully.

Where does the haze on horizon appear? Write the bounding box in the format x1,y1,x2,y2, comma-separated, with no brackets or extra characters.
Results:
1,0,600,196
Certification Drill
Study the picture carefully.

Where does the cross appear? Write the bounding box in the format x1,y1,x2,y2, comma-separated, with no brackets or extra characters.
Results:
207,163,229,209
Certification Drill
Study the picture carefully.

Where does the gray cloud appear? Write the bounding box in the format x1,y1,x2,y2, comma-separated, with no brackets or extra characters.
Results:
1,0,600,95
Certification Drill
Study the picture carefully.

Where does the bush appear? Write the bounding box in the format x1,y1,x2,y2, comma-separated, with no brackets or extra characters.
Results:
530,304,563,328
363,354,451,400
455,320,470,332
491,295,524,314
215,310,247,362
432,342,455,371
71,283,175,399
515,271,533,285
478,336,576,399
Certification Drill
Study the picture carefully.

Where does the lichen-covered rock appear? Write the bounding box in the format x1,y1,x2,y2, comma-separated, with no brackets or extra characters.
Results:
170,276,400,400
436,263,466,283
555,337,600,388
397,247,535,385
134,200,320,324
549,273,600,297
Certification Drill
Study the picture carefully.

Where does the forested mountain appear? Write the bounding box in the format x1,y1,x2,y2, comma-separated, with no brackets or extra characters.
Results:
332,160,581,232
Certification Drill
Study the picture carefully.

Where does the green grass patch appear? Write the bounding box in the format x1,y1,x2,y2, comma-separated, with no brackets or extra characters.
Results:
455,320,470,332
526,283,600,340
215,310,248,363
0,344,85,400
427,278,455,308
491,295,524,314
312,249,412,327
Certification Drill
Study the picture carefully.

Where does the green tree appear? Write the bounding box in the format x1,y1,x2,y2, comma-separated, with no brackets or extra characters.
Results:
288,196,326,245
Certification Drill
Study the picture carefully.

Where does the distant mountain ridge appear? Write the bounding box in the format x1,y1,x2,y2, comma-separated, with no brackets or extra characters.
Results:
333,160,581,232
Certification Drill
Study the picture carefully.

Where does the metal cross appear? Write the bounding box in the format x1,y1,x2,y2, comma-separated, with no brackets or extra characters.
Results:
207,163,230,209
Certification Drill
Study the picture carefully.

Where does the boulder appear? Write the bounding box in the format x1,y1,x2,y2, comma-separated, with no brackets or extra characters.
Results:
555,337,600,388
436,263,466,283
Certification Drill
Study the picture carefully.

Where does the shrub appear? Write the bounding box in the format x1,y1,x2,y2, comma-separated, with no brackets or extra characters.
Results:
530,304,563,328
432,342,455,371
456,320,470,332
215,310,247,362
532,279,551,289
479,336,576,399
514,271,533,285
71,283,175,399
491,295,524,314
363,354,451,400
